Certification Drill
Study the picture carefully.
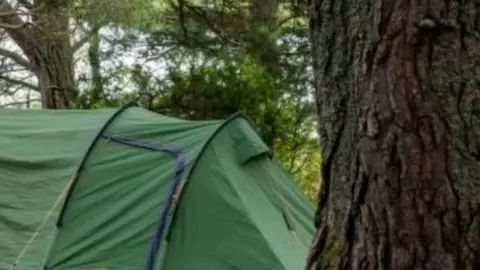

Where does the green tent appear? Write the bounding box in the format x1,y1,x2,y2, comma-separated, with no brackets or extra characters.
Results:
0,103,315,270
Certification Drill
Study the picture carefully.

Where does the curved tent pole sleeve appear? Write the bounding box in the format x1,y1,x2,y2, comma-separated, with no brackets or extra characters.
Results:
100,133,187,270
185,111,245,179
56,102,138,227
173,110,272,203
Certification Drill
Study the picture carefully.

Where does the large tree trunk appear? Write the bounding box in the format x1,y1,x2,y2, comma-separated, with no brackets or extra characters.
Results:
30,1,75,109
0,0,76,109
33,35,75,109
307,0,480,269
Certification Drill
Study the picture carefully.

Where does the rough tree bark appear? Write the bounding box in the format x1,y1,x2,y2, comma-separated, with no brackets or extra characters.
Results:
0,0,76,109
307,0,480,269
87,30,104,104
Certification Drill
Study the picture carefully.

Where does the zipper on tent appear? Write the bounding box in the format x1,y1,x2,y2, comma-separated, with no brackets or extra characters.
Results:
101,133,187,270
57,102,137,227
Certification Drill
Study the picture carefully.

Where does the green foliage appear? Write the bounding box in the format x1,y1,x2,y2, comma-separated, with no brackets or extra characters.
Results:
115,54,320,201
72,0,168,28
72,0,320,200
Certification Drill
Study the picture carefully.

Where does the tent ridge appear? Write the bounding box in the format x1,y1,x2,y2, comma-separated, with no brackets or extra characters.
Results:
185,111,246,180
56,102,138,227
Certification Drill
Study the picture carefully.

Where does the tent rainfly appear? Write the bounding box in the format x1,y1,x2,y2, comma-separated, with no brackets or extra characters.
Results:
0,103,315,270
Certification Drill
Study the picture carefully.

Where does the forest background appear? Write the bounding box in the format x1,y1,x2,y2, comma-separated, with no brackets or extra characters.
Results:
0,0,320,201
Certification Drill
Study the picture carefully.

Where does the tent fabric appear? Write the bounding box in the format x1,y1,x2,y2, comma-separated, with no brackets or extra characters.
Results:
0,104,315,270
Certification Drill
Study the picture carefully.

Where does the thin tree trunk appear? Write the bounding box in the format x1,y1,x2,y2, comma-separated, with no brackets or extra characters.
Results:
248,0,279,75
307,0,480,269
87,30,104,105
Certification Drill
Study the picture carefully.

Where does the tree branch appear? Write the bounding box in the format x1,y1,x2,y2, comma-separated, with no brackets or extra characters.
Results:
0,1,28,28
0,21,28,29
0,82,23,95
0,47,32,69
0,73,38,90
0,7,33,16
17,0,34,10
168,0,190,42
0,98,41,107
72,27,101,52
0,1,34,61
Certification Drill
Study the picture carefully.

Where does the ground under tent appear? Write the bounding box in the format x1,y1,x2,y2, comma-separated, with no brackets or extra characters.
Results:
0,103,315,270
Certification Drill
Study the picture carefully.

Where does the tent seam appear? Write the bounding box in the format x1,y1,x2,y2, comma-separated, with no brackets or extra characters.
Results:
55,102,138,227
180,111,273,202
44,102,138,270
184,111,245,179
100,133,186,270
208,143,288,270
